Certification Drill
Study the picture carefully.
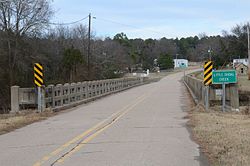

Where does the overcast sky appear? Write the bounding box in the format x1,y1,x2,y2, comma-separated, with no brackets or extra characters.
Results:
52,0,250,39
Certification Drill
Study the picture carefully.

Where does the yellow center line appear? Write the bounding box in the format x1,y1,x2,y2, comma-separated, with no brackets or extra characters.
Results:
57,122,112,164
56,94,149,164
33,94,148,166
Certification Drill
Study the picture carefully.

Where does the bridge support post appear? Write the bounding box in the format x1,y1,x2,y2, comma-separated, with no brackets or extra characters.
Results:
11,86,20,113
229,84,239,111
205,86,210,111
48,85,55,108
37,86,45,113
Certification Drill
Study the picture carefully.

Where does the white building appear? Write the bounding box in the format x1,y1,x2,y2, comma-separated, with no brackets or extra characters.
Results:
174,59,188,68
233,58,248,68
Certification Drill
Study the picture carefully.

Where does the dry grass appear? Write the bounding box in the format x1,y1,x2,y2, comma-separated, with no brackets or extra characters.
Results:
148,71,175,80
238,76,250,91
0,110,55,135
191,71,203,80
189,106,250,166
149,67,199,80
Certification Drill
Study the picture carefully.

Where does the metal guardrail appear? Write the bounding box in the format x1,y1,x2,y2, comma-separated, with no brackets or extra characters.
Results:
184,74,239,111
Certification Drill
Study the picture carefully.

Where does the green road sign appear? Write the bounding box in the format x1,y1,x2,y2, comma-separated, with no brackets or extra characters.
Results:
212,70,237,84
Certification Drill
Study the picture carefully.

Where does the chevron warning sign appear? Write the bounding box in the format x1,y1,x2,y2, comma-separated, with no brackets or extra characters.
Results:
34,63,44,87
204,61,213,86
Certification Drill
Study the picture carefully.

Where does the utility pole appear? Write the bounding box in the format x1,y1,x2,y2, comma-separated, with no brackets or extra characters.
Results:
247,26,250,80
175,54,178,68
208,46,212,60
87,13,91,79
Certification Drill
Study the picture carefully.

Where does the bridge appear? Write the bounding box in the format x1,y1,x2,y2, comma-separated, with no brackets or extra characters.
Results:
0,69,212,166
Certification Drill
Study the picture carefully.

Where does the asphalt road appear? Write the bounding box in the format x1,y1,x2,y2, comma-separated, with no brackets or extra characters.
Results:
0,70,208,166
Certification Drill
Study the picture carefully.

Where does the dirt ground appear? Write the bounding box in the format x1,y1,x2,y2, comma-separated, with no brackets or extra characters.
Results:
189,105,250,166
238,75,250,91
0,110,55,135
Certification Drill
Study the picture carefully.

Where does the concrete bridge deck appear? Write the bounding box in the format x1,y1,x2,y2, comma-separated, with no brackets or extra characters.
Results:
0,70,208,166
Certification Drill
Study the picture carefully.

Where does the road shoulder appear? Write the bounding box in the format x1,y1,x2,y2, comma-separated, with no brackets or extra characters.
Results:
188,105,250,165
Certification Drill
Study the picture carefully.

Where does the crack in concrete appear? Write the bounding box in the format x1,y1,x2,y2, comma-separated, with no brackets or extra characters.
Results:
50,94,149,165
50,114,120,166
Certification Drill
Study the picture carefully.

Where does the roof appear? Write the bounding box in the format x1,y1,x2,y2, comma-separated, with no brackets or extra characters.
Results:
174,59,188,61
235,63,248,68
233,58,248,61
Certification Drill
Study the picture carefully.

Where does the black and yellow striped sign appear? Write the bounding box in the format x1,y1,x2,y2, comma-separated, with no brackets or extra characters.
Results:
204,61,213,86
34,63,44,87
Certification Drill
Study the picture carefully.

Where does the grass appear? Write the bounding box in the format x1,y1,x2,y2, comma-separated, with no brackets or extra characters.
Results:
189,105,250,166
187,70,250,165
148,70,175,79
148,67,199,80
191,71,203,80
0,110,55,135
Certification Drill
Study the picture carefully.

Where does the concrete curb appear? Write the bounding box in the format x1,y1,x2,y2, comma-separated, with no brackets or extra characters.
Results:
52,84,141,112
52,77,162,112
183,79,199,105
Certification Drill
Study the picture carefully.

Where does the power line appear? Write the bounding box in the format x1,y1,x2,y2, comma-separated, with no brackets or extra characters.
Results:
94,17,170,37
48,16,89,26
0,2,169,37
95,17,142,30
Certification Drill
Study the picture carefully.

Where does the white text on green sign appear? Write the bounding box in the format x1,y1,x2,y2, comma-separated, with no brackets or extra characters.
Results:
212,70,237,84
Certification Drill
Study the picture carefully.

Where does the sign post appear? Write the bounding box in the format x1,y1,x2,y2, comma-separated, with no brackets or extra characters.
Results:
203,61,213,111
212,70,237,112
204,86,209,111
34,63,44,112
38,86,42,112
222,83,226,112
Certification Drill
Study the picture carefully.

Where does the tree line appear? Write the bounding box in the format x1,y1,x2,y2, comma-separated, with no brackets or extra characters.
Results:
0,0,249,112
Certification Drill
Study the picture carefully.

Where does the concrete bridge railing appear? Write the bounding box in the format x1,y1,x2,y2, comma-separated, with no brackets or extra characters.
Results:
184,74,239,110
11,77,148,112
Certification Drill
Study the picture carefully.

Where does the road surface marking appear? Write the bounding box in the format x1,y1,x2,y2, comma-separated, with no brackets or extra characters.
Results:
33,93,148,166
53,94,148,164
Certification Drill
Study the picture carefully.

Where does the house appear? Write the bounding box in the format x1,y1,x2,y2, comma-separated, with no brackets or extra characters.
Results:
233,58,248,68
173,59,188,68
235,63,248,76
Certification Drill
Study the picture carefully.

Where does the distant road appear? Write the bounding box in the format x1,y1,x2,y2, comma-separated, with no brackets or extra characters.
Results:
0,69,207,166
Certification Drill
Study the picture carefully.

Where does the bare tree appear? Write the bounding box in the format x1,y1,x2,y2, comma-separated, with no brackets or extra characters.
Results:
0,0,53,85
0,0,53,35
